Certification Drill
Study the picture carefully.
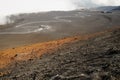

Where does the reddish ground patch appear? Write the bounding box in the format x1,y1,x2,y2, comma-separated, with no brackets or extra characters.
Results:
0,28,113,69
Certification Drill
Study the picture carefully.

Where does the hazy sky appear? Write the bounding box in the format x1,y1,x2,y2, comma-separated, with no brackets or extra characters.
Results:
0,0,120,24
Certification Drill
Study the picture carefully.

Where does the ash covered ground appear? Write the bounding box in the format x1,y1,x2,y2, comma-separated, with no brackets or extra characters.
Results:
0,10,120,50
0,27,120,80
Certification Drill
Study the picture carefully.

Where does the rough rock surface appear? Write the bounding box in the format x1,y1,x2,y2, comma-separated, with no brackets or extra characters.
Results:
0,28,120,80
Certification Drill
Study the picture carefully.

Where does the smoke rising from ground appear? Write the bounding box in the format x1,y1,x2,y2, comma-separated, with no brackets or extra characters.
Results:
73,0,120,7
0,0,120,24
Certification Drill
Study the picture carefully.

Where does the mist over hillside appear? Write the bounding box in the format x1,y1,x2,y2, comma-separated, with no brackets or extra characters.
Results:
0,0,120,24
92,6,120,11
0,0,120,80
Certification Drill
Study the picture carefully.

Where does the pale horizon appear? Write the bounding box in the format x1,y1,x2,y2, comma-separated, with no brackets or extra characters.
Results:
0,0,120,24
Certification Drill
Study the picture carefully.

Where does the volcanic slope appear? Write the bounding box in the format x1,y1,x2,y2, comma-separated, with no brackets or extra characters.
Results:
0,27,120,80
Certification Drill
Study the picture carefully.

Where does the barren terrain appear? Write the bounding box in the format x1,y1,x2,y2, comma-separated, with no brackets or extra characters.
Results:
0,11,120,50
0,10,120,80
0,27,120,80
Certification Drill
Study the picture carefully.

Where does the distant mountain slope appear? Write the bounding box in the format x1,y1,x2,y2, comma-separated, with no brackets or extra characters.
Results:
112,6,120,11
97,6,117,11
94,6,120,12
0,27,120,80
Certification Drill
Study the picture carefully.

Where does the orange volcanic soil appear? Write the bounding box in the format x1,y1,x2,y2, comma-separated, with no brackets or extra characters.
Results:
0,36,83,69
0,27,116,69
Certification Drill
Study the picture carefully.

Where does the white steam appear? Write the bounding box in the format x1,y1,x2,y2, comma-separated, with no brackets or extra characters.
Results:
91,0,120,6
0,0,120,24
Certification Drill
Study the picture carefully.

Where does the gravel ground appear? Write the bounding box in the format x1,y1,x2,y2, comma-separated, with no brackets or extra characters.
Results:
0,28,120,80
